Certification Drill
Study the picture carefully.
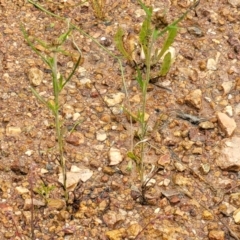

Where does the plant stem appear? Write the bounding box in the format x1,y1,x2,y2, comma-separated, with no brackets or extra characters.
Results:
29,164,35,240
139,32,155,184
52,53,67,201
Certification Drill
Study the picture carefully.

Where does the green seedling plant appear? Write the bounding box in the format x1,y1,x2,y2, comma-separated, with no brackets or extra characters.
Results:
115,0,200,203
35,183,55,203
21,21,82,202
89,0,106,20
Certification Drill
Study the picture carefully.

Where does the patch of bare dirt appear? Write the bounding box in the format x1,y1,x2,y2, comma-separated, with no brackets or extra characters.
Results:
0,0,240,239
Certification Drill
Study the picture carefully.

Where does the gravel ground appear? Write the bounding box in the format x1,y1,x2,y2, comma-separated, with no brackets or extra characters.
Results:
0,0,240,239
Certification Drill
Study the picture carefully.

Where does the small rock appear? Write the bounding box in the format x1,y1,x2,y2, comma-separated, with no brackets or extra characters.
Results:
235,103,240,115
127,223,142,239
173,131,181,137
93,145,104,151
217,137,240,171
96,130,107,141
181,140,194,150
23,211,31,224
89,160,101,168
228,0,240,7
163,178,171,186
104,92,125,107
144,178,156,187
169,195,181,204
189,128,206,142
202,210,214,220
130,94,141,103
192,147,203,155
221,81,233,95
98,199,109,212
208,230,225,240
217,112,236,137
187,26,204,37
185,89,202,110
0,203,13,213
24,198,45,210
66,132,85,146
62,104,74,119
199,121,214,129
233,208,240,223
72,112,81,121
200,163,211,174
25,150,33,156
101,175,109,183
103,210,125,228
57,210,70,221
230,193,240,207
47,199,65,210
218,202,236,216
108,147,123,165
111,181,122,190
40,168,48,174
100,114,111,122
58,167,93,191
28,67,43,86
173,174,191,186
105,228,126,240
79,78,91,84
207,58,218,71
198,60,207,70
174,162,186,172
15,186,29,194
161,189,180,200
158,154,171,167
102,166,115,175
4,232,15,239
11,164,28,175
6,126,21,136
225,105,233,117
100,37,112,47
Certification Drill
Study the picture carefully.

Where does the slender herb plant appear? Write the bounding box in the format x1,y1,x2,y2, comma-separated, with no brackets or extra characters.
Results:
115,0,200,202
21,21,82,201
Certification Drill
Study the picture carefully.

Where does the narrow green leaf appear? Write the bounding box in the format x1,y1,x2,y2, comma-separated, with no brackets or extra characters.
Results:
127,151,137,160
52,75,59,97
34,37,50,49
138,1,152,56
47,100,58,114
137,0,152,17
30,87,48,106
46,56,54,67
127,152,141,165
21,24,50,67
58,74,64,91
156,0,200,39
157,26,177,60
114,27,132,61
122,106,140,122
139,18,150,49
152,29,159,41
137,110,144,123
138,0,152,56
126,160,133,171
136,67,144,90
62,54,82,88
159,52,172,76
57,28,72,45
